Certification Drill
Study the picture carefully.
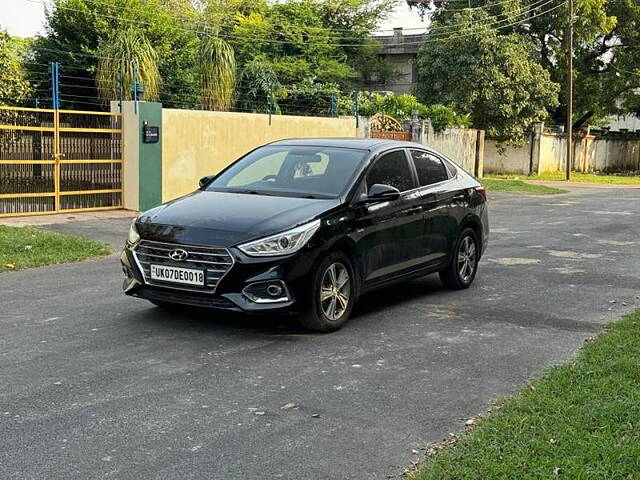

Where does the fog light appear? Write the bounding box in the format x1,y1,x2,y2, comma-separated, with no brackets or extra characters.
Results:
266,284,284,297
242,281,290,304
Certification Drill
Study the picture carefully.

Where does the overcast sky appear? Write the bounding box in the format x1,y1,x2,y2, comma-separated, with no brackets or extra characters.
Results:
2,0,427,38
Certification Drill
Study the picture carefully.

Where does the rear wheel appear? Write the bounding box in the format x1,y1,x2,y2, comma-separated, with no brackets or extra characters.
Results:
299,252,355,332
439,228,479,289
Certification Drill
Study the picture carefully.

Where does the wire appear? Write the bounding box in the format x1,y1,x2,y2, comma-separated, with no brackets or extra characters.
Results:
22,0,564,48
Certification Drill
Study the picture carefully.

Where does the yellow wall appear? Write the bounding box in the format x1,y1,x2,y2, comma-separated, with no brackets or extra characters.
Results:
161,109,360,201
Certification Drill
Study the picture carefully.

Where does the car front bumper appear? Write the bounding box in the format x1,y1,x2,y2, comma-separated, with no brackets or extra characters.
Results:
121,242,316,314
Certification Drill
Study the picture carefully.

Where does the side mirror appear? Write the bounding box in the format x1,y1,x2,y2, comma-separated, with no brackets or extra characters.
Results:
367,183,400,202
199,175,215,188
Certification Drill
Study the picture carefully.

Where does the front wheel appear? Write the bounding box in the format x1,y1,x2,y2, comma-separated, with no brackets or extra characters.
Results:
439,228,479,290
299,252,356,332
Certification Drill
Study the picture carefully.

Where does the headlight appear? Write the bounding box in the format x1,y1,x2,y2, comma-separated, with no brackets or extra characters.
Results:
238,220,321,257
128,219,141,245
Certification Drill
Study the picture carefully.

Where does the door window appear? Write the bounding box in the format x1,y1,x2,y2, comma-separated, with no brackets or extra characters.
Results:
366,150,414,192
410,150,449,186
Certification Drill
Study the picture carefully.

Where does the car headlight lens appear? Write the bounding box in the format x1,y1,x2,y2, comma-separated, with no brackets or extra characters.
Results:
128,219,141,245
238,220,321,257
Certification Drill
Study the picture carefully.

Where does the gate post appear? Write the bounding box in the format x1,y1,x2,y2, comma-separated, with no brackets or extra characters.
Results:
116,101,163,212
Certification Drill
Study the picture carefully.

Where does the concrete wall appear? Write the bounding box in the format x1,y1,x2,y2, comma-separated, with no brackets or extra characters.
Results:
420,122,482,175
485,140,532,174
161,109,360,201
484,126,640,175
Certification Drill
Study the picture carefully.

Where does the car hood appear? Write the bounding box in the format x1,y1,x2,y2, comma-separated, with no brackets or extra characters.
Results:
137,190,341,248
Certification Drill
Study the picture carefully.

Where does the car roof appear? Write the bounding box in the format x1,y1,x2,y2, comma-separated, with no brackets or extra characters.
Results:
267,137,429,153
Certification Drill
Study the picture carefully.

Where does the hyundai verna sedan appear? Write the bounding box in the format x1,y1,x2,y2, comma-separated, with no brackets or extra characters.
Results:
121,138,489,332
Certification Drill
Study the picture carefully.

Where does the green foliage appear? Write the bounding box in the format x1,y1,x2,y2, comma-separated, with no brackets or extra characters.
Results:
412,0,640,128
199,36,236,111
340,92,471,132
415,10,559,145
96,28,160,102
279,78,340,116
0,28,31,105
236,58,282,114
29,0,393,111
29,0,199,109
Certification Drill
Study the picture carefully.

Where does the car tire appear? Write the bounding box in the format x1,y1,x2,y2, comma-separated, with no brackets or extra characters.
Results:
299,251,356,333
439,227,479,290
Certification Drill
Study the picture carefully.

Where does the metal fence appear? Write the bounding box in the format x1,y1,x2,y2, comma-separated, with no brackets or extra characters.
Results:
0,106,123,217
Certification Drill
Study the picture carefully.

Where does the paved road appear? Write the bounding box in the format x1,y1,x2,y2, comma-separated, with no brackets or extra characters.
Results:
2,188,639,480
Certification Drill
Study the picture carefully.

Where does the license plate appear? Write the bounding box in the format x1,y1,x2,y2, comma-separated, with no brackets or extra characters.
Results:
150,264,205,286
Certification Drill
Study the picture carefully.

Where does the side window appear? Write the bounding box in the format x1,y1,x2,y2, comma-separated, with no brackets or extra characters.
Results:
366,150,414,192
410,150,449,186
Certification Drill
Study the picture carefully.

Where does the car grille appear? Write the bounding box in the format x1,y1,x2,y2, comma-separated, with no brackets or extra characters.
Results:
133,240,234,293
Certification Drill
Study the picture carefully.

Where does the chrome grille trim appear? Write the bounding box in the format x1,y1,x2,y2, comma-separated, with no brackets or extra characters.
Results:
132,240,235,294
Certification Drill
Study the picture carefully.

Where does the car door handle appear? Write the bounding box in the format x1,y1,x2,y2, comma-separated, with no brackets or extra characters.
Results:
405,206,423,215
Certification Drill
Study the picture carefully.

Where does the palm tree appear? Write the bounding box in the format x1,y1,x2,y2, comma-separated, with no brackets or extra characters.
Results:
96,28,160,103
199,36,236,111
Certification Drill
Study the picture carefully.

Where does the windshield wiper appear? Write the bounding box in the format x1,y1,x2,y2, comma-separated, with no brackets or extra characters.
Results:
227,189,271,196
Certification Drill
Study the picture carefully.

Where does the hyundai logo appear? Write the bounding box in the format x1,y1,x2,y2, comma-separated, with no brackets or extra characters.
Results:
169,248,189,261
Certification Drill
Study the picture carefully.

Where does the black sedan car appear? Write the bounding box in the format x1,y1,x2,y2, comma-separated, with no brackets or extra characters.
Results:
121,138,489,332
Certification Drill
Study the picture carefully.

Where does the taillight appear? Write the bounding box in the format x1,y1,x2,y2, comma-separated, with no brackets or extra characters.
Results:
474,186,487,200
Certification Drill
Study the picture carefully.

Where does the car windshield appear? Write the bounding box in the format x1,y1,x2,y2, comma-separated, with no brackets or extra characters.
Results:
205,145,366,198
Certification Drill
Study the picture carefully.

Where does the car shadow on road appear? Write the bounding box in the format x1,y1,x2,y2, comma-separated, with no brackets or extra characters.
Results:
129,273,448,337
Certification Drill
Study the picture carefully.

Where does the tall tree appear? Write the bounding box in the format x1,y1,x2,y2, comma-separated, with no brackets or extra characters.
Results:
415,10,559,144
96,28,161,102
199,36,236,111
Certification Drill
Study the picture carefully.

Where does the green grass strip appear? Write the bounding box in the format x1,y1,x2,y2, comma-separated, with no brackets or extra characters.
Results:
0,225,110,272
411,309,640,479
481,178,567,195
487,172,640,185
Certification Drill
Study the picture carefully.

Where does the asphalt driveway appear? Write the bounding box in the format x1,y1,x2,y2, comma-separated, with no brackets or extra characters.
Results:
1,187,639,479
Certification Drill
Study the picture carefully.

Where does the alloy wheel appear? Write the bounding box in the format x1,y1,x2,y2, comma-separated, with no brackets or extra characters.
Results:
457,235,477,284
320,262,351,321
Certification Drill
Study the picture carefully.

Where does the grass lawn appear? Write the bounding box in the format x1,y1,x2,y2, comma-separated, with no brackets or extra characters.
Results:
410,308,640,479
0,225,110,272
487,172,640,185
481,178,567,195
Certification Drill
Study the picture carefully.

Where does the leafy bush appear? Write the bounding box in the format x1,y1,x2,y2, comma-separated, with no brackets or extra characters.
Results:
339,92,471,132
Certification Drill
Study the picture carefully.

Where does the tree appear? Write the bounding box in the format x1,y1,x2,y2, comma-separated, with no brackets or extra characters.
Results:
236,58,282,113
415,10,559,144
29,0,199,109
231,0,396,89
199,36,236,111
0,28,31,105
96,28,161,102
410,0,640,127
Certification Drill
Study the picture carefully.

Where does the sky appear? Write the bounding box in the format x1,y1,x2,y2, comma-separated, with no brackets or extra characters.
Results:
1,0,427,38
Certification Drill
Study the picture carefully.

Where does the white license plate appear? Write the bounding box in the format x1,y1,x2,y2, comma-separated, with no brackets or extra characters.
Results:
150,264,205,286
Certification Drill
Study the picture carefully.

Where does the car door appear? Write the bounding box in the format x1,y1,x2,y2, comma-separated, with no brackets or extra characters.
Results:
409,149,459,265
357,149,425,283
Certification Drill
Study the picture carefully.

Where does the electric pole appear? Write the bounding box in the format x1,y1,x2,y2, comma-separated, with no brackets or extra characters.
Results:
566,0,574,181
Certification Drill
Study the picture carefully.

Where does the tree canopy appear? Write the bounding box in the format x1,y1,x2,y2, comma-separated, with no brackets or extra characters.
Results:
415,10,559,144
25,0,396,110
411,0,640,133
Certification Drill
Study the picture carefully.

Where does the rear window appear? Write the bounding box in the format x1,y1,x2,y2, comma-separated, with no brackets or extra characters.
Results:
410,150,449,186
